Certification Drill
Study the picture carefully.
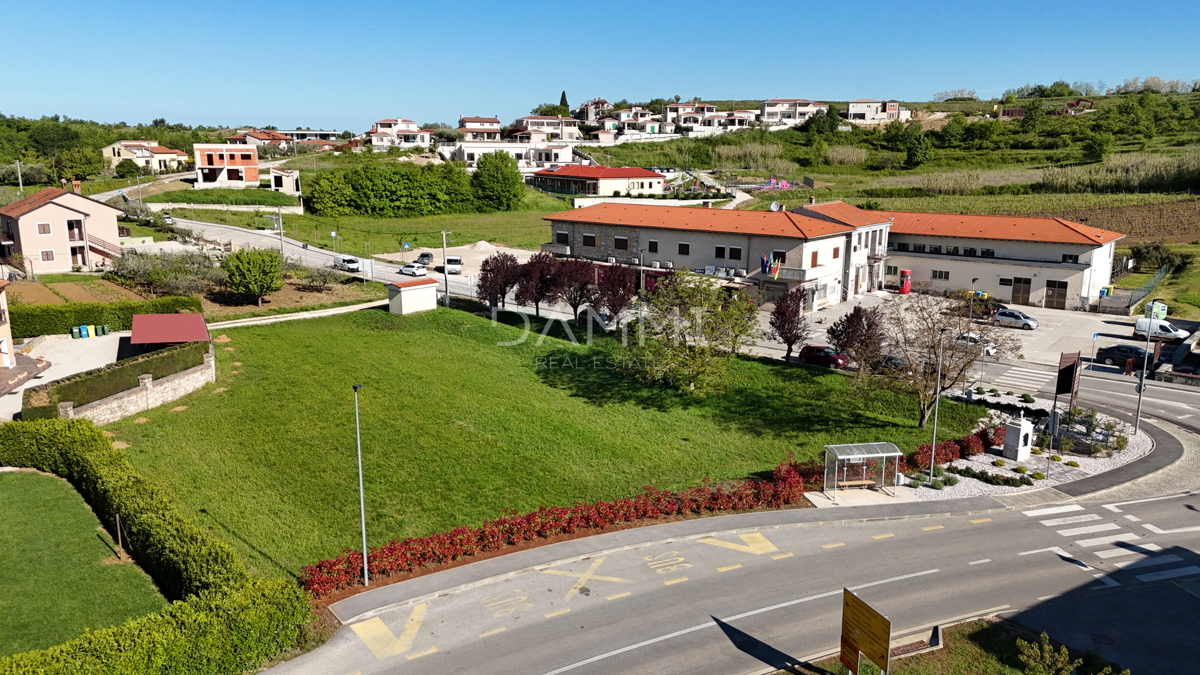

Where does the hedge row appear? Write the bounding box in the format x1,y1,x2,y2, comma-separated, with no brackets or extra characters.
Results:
302,461,807,597
22,342,209,419
0,420,311,675
11,296,203,339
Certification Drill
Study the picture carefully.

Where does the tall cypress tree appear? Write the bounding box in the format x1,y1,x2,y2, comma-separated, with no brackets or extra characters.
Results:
559,91,569,109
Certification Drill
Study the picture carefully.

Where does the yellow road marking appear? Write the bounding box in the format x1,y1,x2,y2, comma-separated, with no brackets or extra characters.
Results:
923,525,944,531
873,533,895,539
541,557,632,602
771,553,794,560
822,542,845,549
479,627,506,637
545,608,571,618
350,603,429,659
664,577,688,585
606,592,632,600
717,564,743,572
971,518,993,523
406,647,437,660
696,533,779,555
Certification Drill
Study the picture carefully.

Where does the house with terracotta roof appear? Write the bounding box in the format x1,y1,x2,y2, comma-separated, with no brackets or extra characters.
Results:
532,166,666,197
571,98,613,123
100,140,190,173
759,99,829,125
879,211,1124,309
368,118,433,149
511,116,582,141
845,99,911,125
0,186,123,274
456,116,502,141
227,128,292,149
663,102,718,124
193,144,259,189
542,201,893,306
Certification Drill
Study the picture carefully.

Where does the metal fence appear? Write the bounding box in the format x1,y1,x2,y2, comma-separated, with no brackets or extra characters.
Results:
1128,264,1174,308
1097,263,1173,315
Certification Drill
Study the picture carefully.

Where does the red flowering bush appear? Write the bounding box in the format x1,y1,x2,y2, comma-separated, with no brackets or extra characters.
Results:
976,425,1005,448
956,434,986,457
300,460,806,597
912,440,961,470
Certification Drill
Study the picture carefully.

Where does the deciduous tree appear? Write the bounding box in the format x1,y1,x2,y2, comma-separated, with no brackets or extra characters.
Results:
221,248,284,306
768,286,809,361
56,147,103,180
904,133,934,168
595,263,637,329
115,158,140,178
514,251,560,317
556,258,596,320
826,305,884,372
477,252,520,308
472,152,524,212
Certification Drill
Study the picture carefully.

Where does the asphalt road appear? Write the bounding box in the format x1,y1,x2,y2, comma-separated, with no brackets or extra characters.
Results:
269,494,1200,675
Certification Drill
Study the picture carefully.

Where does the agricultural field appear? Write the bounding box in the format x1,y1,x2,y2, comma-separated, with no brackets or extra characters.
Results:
1122,243,1200,319
8,277,144,305
107,308,981,577
200,278,389,322
0,471,166,657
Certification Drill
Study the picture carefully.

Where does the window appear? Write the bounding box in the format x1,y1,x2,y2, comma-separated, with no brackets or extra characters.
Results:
556,231,568,245
218,153,225,160
274,175,284,188
929,245,942,254
886,265,898,276
241,154,252,160
206,153,214,165
912,244,926,253
964,248,977,256
856,233,862,247
773,250,787,265
678,242,690,255
648,239,658,253
932,270,950,280
40,250,55,262
894,242,910,252
947,246,959,255
810,251,819,267
714,246,726,259
1062,254,1079,264
37,222,51,235
832,247,840,259
583,234,596,247
614,236,628,251
981,249,995,258
728,246,742,261
466,153,475,161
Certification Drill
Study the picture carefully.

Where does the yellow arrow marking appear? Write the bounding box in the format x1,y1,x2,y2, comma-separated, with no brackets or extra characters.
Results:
540,557,632,601
697,533,779,555
350,603,429,659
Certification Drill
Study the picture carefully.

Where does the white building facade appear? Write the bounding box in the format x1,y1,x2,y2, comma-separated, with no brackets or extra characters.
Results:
845,99,911,125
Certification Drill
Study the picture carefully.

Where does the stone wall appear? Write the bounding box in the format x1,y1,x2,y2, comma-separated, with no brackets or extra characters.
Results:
58,350,216,425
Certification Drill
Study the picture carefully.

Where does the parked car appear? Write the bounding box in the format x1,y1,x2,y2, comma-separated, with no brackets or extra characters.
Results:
1095,344,1150,368
163,214,174,226
415,252,435,266
796,345,849,368
1134,318,1190,342
992,309,1039,330
445,255,463,275
399,263,427,277
333,254,361,273
870,355,912,374
958,332,997,356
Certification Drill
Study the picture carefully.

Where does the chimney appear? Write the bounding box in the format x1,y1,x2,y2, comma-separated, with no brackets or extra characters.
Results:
808,195,816,205
71,180,82,194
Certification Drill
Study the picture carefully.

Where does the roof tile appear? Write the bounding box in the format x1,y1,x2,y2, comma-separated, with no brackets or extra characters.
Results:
545,203,853,239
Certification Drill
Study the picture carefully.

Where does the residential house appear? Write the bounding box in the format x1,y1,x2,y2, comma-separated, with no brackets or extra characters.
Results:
879,211,1124,309
610,107,655,123
456,116,503,141
571,97,613,123
368,118,433,149
0,186,123,274
531,166,665,196
443,143,528,165
193,144,259,189
663,102,718,124
227,128,292,149
541,201,892,307
511,116,582,141
269,168,301,196
759,98,829,124
100,140,189,172
274,129,341,141
845,99,911,124
0,281,12,367
296,139,335,152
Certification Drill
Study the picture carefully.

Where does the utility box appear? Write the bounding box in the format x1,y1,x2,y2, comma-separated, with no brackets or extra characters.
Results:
1003,416,1034,461
1145,301,1168,320
387,278,439,316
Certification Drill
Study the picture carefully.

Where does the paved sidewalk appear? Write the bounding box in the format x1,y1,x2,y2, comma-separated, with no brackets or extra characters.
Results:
207,299,388,330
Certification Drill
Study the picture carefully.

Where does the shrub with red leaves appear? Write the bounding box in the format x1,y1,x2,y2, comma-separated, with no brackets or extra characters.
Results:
976,425,1006,448
956,434,985,457
300,461,806,597
912,440,961,470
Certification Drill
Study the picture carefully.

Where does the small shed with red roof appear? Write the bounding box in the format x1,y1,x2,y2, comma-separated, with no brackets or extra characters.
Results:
130,313,210,349
388,278,439,315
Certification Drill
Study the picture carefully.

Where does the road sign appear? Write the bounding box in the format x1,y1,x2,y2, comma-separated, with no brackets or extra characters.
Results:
841,588,891,673
330,231,337,238
403,242,411,250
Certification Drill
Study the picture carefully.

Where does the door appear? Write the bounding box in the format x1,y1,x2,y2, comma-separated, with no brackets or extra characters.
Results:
1044,280,1068,310
1011,277,1032,305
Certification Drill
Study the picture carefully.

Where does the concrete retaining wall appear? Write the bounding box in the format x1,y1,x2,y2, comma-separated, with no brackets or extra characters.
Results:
58,350,216,425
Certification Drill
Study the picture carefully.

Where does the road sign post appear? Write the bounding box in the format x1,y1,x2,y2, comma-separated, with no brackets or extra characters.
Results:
840,588,891,674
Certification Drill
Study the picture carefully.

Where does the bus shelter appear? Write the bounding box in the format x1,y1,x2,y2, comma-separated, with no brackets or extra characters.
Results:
823,442,903,499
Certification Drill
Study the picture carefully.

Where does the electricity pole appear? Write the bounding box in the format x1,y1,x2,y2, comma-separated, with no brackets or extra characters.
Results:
352,384,369,587
15,160,23,196
441,231,451,306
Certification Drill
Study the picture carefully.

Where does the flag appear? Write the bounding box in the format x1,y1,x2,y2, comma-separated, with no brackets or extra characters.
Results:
760,253,770,275
771,258,781,280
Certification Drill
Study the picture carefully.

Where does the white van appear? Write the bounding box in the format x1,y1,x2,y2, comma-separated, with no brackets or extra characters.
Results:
333,254,361,273
1134,318,1190,341
445,255,463,275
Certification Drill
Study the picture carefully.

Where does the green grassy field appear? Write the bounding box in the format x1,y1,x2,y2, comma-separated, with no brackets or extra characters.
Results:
107,308,982,577
145,188,299,206
1123,243,1200,319
121,220,172,242
0,472,166,657
177,187,567,253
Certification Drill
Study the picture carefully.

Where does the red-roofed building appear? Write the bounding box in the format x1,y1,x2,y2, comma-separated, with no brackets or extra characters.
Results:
368,118,431,149
0,187,123,274
227,128,292,149
512,115,581,141
877,210,1125,309
387,278,439,315
100,140,190,173
130,313,210,346
532,166,666,196
759,98,829,125
571,97,613,123
542,201,894,306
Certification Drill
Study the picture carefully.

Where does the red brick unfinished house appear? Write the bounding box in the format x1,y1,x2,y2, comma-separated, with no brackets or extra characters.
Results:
193,143,259,189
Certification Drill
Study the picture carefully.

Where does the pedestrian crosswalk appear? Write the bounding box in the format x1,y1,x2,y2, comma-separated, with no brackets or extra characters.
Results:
1022,504,1199,588
991,366,1056,392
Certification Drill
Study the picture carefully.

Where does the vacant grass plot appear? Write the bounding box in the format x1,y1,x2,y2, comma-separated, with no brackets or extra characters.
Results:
0,471,166,657
107,309,981,577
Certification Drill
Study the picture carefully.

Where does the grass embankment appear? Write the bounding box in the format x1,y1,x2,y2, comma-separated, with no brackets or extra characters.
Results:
201,279,390,322
121,220,172,241
145,188,299,206
178,187,567,253
0,472,166,657
1115,243,1200,319
108,308,981,577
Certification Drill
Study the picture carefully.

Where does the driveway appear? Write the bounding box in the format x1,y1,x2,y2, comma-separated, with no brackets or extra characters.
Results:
1,334,125,420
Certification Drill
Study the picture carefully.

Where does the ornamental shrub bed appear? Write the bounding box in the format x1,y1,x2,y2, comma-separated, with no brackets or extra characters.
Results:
11,296,202,339
946,464,1035,488
0,420,310,674
22,342,209,420
300,460,806,597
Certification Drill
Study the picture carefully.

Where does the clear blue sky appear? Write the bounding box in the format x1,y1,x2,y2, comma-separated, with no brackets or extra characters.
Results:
5,0,1197,132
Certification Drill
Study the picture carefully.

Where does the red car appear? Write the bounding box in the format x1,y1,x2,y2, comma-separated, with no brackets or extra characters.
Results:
796,345,849,368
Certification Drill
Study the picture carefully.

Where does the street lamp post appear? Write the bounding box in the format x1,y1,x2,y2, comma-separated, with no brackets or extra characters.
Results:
1134,326,1153,435
928,328,949,486
352,384,369,587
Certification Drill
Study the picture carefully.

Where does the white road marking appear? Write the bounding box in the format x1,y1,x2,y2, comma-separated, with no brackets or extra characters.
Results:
1057,523,1121,537
1179,414,1194,420
1124,515,1142,522
1076,532,1141,547
1103,493,1198,512
1018,546,1092,570
1093,543,1162,559
1092,574,1121,588
1024,505,1084,517
1136,566,1200,583
1143,523,1200,535
1040,514,1101,526
1114,554,1184,570
968,559,992,565
1037,594,1062,601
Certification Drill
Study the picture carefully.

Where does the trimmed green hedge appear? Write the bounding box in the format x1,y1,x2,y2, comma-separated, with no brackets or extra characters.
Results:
0,420,311,674
10,297,203,339
22,342,209,420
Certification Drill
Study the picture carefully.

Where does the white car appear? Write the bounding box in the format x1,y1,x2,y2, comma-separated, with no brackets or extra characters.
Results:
959,332,997,356
992,309,1038,330
399,263,427,277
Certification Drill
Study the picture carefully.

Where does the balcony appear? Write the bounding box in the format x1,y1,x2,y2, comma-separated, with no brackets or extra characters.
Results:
541,242,571,256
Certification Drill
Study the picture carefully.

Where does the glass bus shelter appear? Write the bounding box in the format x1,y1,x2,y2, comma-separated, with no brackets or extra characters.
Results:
823,442,903,499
